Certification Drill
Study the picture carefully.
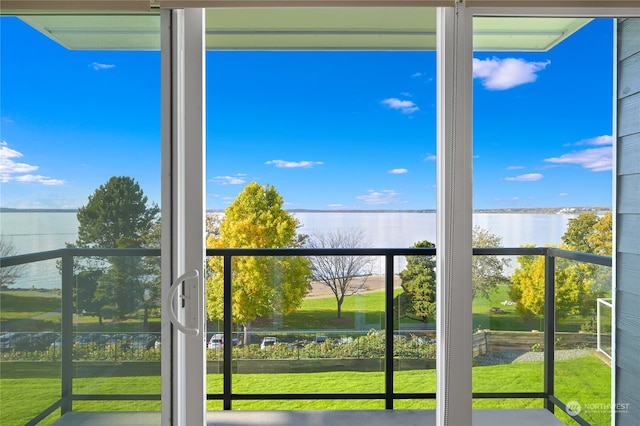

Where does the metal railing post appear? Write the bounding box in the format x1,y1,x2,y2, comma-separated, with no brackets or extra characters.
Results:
385,254,394,410
223,254,233,410
596,298,601,353
61,251,74,414
544,250,555,413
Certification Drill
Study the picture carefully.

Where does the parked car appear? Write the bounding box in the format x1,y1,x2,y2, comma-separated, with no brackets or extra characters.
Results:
207,333,224,350
132,333,158,350
260,336,277,350
105,334,133,350
207,333,240,349
0,332,30,351
51,336,62,349
30,332,59,350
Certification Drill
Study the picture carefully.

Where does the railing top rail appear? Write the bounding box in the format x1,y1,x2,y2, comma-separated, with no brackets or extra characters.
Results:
66,247,161,257
205,247,547,256
547,247,612,267
0,249,67,267
1,246,612,267
0,247,161,267
473,247,546,256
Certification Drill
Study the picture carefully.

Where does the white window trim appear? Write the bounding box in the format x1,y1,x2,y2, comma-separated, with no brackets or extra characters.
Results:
161,8,206,426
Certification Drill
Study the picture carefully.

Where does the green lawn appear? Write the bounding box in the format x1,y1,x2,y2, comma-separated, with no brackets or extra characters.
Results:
0,292,63,333
0,354,610,425
280,285,581,333
1,286,609,425
2,283,588,334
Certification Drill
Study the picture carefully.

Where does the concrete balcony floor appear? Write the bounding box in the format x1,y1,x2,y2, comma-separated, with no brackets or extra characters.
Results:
53,409,567,425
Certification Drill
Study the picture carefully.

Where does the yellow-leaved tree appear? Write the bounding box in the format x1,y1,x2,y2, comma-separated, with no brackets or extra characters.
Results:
510,212,612,321
205,181,311,344
510,244,604,319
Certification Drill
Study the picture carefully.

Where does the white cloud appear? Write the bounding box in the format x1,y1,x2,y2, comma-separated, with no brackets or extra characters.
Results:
558,193,569,196
388,168,408,175
265,160,323,168
473,57,550,90
544,146,612,172
212,174,247,185
381,98,419,114
90,62,115,71
0,141,65,185
505,173,544,182
15,174,65,185
356,189,402,205
506,165,525,170
572,135,613,146
411,72,422,78
424,154,437,161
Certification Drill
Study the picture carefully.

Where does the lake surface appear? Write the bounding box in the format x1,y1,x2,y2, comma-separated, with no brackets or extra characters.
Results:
1,211,576,289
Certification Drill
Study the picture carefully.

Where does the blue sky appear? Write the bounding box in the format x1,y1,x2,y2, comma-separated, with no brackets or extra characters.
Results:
1,17,613,211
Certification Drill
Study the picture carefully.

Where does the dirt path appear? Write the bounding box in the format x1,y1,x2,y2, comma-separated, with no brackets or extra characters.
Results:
308,274,402,298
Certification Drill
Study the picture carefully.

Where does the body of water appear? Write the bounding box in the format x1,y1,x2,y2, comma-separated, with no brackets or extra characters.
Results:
1,211,577,289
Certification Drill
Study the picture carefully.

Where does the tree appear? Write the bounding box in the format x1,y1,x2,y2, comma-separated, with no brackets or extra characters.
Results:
75,270,102,317
139,222,162,326
0,240,23,288
71,176,159,320
472,226,511,299
205,181,312,343
562,213,600,253
586,212,612,256
510,244,606,319
74,176,159,248
397,240,436,323
306,228,374,319
511,213,612,320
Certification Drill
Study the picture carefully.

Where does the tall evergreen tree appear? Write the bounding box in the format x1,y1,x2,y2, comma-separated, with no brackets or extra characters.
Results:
72,176,159,320
398,240,436,323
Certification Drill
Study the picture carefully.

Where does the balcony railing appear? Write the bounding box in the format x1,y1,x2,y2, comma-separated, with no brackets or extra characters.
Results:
0,246,611,425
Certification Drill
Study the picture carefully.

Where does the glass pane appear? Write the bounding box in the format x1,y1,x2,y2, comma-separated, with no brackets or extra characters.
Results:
205,6,438,411
0,13,161,422
554,259,612,425
472,15,614,413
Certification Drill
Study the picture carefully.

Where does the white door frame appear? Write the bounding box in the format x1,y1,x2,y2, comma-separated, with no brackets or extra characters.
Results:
161,8,206,426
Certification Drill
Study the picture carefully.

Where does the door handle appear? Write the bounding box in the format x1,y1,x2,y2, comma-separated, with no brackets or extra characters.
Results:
166,269,201,336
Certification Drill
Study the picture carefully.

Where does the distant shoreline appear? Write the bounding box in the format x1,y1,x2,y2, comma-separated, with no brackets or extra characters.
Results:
0,208,78,213
1,206,611,215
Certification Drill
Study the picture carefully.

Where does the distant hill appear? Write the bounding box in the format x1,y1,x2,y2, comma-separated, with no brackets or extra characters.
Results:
207,206,611,214
0,208,78,213
1,206,610,215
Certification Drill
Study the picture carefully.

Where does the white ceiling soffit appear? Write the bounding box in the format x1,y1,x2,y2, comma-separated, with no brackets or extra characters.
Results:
18,9,591,51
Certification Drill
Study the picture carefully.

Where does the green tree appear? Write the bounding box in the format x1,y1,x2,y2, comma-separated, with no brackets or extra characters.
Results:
397,240,436,323
75,270,102,317
586,212,612,256
562,213,599,253
397,227,509,323
510,245,606,320
206,181,312,343
562,212,612,254
74,176,159,248
306,228,374,319
71,176,159,320
472,226,511,299
140,222,162,326
511,212,612,320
